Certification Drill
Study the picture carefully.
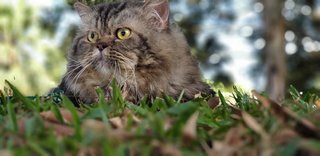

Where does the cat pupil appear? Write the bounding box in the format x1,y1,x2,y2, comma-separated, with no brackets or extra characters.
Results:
121,31,126,36
91,33,95,39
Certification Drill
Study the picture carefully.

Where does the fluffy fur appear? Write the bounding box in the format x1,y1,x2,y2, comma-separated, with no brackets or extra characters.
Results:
54,0,215,104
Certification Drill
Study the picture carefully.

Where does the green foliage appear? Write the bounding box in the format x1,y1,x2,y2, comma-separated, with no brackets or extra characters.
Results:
0,0,66,95
0,82,319,155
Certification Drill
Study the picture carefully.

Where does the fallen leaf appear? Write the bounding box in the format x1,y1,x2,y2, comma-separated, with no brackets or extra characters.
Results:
241,111,269,139
201,141,236,156
252,90,320,140
109,117,124,129
82,119,108,134
0,150,11,156
208,96,220,109
315,99,320,109
152,140,182,156
182,111,199,141
40,109,83,124
224,124,247,146
272,129,297,145
78,147,100,156
18,118,74,136
44,121,74,136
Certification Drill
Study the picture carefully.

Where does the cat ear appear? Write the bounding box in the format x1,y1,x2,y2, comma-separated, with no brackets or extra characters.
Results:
144,0,170,30
74,2,93,23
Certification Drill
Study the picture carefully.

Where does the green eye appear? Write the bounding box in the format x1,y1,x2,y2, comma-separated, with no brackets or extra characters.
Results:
87,31,99,43
116,28,131,40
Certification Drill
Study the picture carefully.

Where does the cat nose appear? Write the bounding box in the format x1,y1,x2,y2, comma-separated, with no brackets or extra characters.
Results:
96,43,108,52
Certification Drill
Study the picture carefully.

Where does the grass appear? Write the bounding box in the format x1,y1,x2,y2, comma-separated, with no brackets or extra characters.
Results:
0,81,320,156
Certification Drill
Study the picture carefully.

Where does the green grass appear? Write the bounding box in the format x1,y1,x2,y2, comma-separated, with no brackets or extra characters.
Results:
0,81,320,155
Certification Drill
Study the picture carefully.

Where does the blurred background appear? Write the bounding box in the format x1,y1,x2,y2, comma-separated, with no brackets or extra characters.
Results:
1,0,320,101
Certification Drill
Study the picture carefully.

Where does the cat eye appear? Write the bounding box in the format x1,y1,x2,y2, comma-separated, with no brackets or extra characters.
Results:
87,31,99,43
116,28,131,40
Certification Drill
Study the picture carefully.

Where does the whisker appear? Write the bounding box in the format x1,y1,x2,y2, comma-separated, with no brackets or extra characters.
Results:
67,61,92,93
71,63,92,93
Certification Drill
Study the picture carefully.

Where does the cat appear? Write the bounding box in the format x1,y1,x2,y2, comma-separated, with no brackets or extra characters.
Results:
54,0,215,105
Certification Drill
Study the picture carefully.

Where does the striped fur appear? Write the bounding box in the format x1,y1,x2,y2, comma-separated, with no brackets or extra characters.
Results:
55,0,215,105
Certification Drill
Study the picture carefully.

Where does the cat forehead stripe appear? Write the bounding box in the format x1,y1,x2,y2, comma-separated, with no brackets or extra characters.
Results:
94,2,128,29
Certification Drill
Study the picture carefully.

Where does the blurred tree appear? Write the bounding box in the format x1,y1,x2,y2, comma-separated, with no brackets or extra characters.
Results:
3,0,320,97
0,0,66,94
282,0,320,93
262,0,286,102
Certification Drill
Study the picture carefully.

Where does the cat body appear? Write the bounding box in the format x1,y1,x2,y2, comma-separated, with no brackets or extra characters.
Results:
55,0,214,104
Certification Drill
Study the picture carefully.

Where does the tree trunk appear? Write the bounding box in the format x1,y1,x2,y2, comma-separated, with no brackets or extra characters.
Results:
262,0,287,102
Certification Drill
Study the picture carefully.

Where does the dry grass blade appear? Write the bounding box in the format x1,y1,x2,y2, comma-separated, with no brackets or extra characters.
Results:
241,111,269,139
241,111,273,156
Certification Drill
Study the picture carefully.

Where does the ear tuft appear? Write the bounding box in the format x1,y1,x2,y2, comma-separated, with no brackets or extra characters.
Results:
144,0,170,30
74,2,93,23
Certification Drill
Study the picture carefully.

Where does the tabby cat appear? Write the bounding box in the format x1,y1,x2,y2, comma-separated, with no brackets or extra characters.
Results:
54,0,215,105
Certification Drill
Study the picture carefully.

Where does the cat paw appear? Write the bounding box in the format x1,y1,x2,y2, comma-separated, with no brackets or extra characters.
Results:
80,97,98,105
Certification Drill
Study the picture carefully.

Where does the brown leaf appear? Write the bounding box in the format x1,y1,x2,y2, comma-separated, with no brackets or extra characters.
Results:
82,119,132,142
315,99,320,109
78,147,101,156
224,124,248,146
82,119,108,134
151,140,182,156
18,117,74,136
182,111,199,141
241,111,269,139
43,121,74,136
252,90,320,140
272,129,297,145
109,117,124,129
201,141,236,156
299,139,320,156
40,109,83,124
208,96,220,109
241,111,273,156
0,150,11,156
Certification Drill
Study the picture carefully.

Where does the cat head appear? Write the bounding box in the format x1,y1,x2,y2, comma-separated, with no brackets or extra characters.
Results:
69,0,178,77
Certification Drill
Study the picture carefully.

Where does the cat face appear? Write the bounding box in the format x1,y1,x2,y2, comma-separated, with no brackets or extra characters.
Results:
69,0,170,76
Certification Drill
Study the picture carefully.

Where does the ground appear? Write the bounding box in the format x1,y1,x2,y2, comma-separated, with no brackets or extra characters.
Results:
0,81,320,156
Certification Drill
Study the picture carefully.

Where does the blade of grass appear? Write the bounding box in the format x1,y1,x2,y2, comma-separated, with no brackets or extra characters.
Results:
62,96,82,140
96,87,110,124
28,141,50,156
33,96,41,112
163,94,176,108
218,90,229,119
111,79,125,111
0,90,5,105
126,103,148,116
0,90,6,115
7,100,18,132
5,80,37,112
50,103,64,124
